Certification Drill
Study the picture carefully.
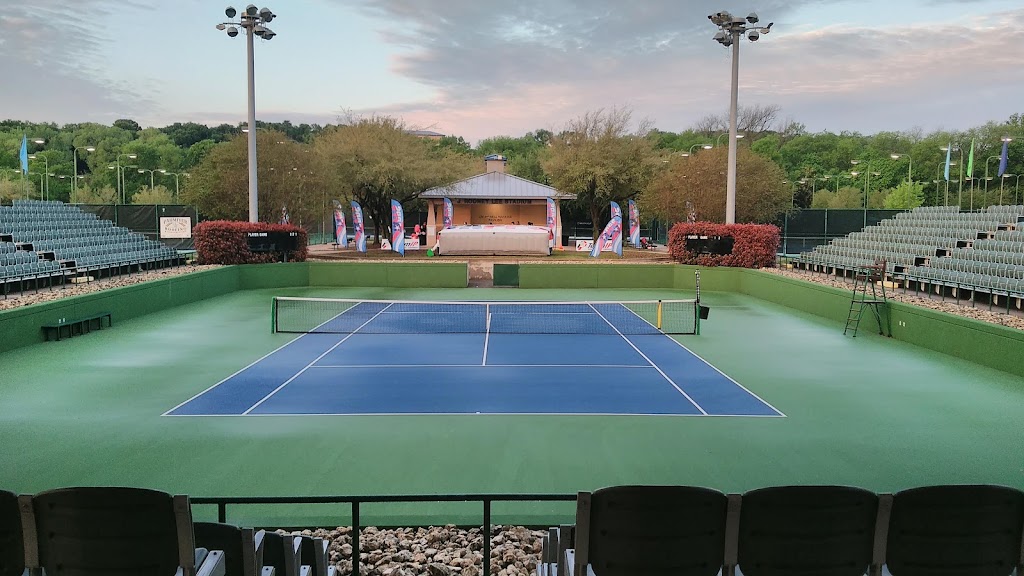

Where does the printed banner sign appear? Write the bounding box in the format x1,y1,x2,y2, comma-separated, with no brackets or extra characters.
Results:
333,205,347,248
546,197,555,231
391,199,405,256
590,201,623,258
575,239,595,252
159,217,192,239
628,199,640,248
443,198,453,229
351,201,366,253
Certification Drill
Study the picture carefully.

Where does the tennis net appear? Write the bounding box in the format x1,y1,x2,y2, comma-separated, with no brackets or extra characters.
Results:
272,297,702,335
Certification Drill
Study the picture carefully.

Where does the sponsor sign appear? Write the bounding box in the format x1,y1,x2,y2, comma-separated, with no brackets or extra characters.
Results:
159,217,192,239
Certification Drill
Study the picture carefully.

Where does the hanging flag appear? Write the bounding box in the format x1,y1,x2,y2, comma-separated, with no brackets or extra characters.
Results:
545,197,555,232
350,201,366,252
442,197,453,229
998,140,1009,177
279,205,290,225
628,199,640,248
966,138,975,179
19,136,28,175
390,199,405,256
333,202,347,248
943,143,952,182
590,201,623,258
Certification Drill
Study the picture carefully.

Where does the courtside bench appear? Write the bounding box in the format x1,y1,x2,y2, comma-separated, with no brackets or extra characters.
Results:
41,312,112,341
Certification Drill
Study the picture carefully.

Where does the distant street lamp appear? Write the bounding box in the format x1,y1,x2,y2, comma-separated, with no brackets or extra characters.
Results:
27,154,49,199
158,169,181,199
716,132,744,147
138,168,156,191
115,153,138,204
936,160,957,206
689,143,713,155
72,146,95,203
890,153,913,184
1014,174,1022,205
851,162,881,226
217,4,279,223
708,9,773,223
1000,174,1013,205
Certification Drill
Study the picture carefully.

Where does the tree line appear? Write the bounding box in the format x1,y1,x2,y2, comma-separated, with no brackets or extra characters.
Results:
1,109,1021,240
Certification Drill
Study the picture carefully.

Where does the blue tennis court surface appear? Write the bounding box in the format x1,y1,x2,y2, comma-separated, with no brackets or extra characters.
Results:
167,301,783,417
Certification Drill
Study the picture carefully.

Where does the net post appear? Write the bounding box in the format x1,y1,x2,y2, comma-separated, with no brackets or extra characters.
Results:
271,297,278,334
695,271,701,336
657,300,663,330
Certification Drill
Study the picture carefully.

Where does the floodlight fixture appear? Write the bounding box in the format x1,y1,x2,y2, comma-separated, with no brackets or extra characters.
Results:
708,8,774,223
216,4,280,222
32,138,46,144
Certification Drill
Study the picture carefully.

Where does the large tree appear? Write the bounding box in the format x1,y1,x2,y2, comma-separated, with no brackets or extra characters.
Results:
644,147,790,224
181,130,322,223
542,107,660,238
314,116,476,245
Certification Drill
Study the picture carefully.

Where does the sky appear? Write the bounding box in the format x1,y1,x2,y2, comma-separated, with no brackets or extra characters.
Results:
1,0,1022,144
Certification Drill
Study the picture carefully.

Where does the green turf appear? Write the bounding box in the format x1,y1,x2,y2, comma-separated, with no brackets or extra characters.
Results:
2,285,1023,526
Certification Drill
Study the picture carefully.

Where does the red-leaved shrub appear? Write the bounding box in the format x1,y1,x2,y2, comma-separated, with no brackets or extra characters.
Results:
194,220,308,265
668,222,779,268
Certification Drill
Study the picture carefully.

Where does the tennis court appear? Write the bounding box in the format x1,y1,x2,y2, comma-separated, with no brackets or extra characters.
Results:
167,298,782,417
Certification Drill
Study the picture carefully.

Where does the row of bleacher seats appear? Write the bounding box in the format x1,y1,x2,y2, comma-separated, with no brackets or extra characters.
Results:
539,484,1024,576
0,200,182,292
797,205,1024,300
0,487,336,576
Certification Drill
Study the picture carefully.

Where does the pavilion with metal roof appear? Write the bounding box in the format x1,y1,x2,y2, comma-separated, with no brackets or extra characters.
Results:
421,155,575,247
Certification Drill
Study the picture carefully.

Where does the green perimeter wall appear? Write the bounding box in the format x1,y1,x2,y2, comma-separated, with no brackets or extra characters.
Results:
2,262,1023,378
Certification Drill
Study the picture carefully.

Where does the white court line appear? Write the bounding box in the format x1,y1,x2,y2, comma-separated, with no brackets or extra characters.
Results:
621,306,787,418
308,364,653,369
240,303,394,415
167,411,785,418
588,304,709,416
160,298,371,416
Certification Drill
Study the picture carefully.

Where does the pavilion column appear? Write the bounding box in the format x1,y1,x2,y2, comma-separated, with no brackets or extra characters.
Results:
555,200,564,248
426,201,437,241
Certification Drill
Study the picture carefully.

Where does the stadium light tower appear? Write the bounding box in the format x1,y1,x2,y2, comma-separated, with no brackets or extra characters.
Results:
709,10,773,224
217,5,278,223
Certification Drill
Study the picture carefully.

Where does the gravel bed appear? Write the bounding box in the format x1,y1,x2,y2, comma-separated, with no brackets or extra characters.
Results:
764,267,1024,331
279,525,544,576
0,265,224,311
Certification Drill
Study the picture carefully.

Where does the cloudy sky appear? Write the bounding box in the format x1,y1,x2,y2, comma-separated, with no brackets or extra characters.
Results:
1,0,1021,143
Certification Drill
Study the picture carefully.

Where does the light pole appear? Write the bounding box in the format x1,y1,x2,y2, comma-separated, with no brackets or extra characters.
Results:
709,10,773,224
1015,175,1022,205
116,153,138,204
138,168,156,191
716,132,744,147
217,4,278,223
983,155,1002,207
937,160,956,206
27,154,50,199
890,153,913,184
851,162,880,226
689,143,713,155
71,146,95,203
1000,174,1013,205
158,170,181,199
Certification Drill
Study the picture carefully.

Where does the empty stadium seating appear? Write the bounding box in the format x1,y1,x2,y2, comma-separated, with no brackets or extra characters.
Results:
0,199,182,297
797,205,1024,305
550,484,1024,576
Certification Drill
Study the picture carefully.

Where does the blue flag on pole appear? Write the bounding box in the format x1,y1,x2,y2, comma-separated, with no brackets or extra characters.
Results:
998,140,1009,177
943,143,951,182
19,136,28,175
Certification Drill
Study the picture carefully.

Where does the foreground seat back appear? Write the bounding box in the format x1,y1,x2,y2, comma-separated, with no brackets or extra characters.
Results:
737,485,879,576
0,490,23,576
576,485,728,576
196,522,263,576
20,487,212,576
886,485,1024,576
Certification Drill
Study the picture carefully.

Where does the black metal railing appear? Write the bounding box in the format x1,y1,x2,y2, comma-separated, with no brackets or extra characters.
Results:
190,493,577,576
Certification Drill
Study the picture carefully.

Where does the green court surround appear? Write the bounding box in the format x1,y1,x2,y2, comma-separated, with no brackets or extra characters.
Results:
2,262,1023,526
